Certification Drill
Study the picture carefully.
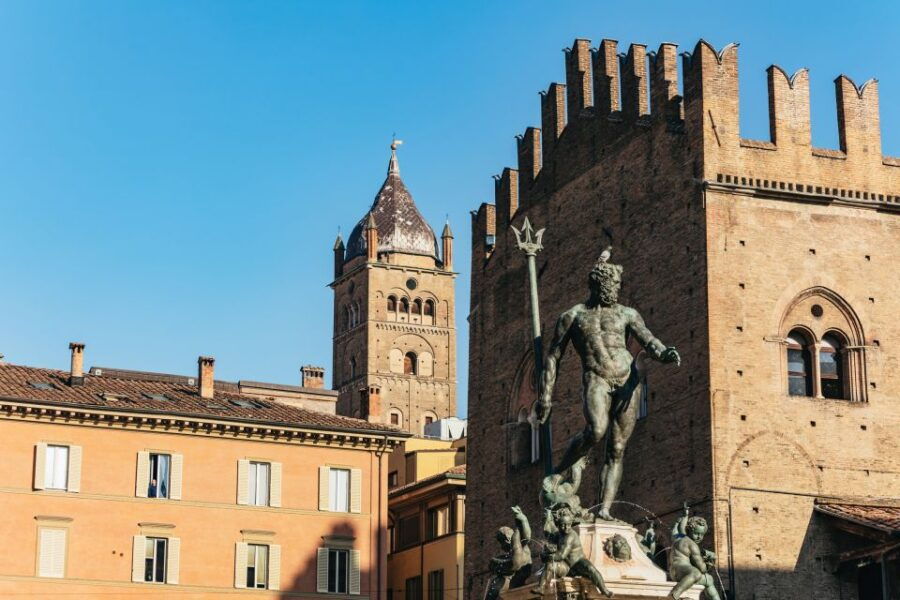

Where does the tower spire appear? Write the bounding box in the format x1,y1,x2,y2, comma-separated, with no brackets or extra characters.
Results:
388,136,403,176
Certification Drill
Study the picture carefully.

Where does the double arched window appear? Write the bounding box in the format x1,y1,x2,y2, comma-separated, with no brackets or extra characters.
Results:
786,329,848,399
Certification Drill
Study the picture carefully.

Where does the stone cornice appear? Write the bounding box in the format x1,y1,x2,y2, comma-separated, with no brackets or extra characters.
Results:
704,176,900,214
0,398,408,448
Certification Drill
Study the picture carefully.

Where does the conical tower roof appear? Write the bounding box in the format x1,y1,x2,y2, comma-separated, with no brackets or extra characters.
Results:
345,144,439,261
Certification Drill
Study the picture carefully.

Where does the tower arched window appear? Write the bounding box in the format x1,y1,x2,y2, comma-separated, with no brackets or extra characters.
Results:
387,296,397,312
411,299,422,315
423,299,435,325
786,329,813,397
403,352,417,375
820,333,846,400
400,298,409,313
349,356,357,382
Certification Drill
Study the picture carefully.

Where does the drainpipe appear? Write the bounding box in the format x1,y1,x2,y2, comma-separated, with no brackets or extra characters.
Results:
376,434,389,599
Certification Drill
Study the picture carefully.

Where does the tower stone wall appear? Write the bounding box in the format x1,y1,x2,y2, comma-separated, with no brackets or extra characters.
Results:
466,38,899,600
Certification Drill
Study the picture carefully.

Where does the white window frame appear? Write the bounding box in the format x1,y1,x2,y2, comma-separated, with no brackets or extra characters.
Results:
246,544,269,589
329,468,350,513
45,445,69,490
248,462,270,507
148,453,171,499
144,537,168,583
327,548,349,594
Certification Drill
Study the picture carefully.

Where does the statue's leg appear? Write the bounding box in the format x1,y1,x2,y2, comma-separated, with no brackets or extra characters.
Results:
553,376,612,474
598,377,639,520
667,569,702,599
703,573,721,600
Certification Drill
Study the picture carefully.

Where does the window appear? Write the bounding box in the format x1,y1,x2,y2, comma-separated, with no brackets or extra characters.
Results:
45,445,69,490
37,527,66,578
404,352,417,375
412,299,422,315
388,471,399,488
426,505,449,539
390,410,402,426
400,298,409,313
387,296,397,312
148,454,170,498
425,415,434,426
144,537,167,583
328,549,349,594
349,357,357,381
398,514,420,548
406,575,423,600
820,334,846,399
786,330,813,397
246,544,269,589
249,462,270,506
329,468,350,512
428,570,444,600
423,300,434,317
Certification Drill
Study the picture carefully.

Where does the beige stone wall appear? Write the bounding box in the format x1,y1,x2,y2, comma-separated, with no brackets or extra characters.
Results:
333,251,457,435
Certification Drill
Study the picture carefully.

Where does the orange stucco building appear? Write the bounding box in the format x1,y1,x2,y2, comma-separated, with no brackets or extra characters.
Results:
0,344,408,598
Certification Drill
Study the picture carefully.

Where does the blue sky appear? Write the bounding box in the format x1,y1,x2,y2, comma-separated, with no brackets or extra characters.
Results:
1,1,898,417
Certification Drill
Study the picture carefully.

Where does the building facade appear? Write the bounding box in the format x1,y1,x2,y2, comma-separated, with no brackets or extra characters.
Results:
0,344,407,598
331,144,458,436
465,38,900,599
387,432,467,600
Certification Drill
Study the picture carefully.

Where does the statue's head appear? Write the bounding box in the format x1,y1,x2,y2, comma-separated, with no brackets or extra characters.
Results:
685,516,708,543
588,254,623,306
496,526,514,551
603,534,632,562
551,503,574,532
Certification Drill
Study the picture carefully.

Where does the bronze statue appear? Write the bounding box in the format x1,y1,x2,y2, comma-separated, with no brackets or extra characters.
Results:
540,456,593,532
484,506,533,600
667,516,719,600
536,252,680,521
534,503,613,598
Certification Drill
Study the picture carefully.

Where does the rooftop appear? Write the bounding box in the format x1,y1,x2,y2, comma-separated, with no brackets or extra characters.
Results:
0,362,402,435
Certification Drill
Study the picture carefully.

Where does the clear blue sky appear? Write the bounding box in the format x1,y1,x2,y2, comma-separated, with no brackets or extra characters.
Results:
2,1,898,418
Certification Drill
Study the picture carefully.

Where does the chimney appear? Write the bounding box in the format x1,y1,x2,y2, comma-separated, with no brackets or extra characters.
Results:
301,365,325,389
441,221,454,271
365,213,378,262
333,234,345,278
198,356,215,399
69,342,85,386
362,385,382,423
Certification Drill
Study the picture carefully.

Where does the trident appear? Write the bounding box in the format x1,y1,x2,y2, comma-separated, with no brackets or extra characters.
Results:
511,217,553,476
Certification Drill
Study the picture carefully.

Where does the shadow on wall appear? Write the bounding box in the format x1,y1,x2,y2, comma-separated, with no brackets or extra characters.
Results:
278,520,377,600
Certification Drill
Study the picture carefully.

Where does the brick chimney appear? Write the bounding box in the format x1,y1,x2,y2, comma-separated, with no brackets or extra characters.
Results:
198,356,215,399
441,221,454,270
362,385,381,423
301,365,325,389
365,213,378,262
69,342,85,386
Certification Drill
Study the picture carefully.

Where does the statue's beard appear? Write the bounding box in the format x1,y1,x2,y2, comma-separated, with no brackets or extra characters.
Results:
591,283,619,305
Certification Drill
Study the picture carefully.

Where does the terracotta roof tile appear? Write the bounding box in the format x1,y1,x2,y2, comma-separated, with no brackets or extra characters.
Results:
0,363,404,435
815,502,900,534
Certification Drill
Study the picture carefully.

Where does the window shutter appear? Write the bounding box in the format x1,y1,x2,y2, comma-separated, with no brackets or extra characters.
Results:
67,445,82,493
237,460,249,505
34,443,47,490
132,535,147,582
268,544,281,591
316,548,329,593
170,453,184,500
270,462,283,508
135,452,150,498
349,549,361,595
234,542,248,588
166,537,180,584
318,466,330,511
38,528,66,578
350,468,362,514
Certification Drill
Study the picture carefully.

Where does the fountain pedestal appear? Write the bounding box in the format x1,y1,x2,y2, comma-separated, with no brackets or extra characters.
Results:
501,521,702,600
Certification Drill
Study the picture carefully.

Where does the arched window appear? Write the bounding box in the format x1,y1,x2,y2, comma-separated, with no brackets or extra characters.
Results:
411,299,422,315
389,409,403,427
400,297,409,313
424,300,434,317
820,333,846,400
387,296,397,312
349,356,357,381
354,301,361,325
404,352,417,375
787,329,813,397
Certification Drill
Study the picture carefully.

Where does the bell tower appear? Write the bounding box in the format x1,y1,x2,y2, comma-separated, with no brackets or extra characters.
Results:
330,142,457,435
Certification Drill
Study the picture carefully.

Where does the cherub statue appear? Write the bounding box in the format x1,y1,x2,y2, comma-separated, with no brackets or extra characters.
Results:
484,506,533,600
540,455,593,534
667,516,719,600
534,503,613,598
637,519,657,559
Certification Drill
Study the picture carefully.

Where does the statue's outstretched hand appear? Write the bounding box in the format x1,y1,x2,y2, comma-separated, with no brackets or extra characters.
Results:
535,400,552,424
660,347,681,366
511,505,524,520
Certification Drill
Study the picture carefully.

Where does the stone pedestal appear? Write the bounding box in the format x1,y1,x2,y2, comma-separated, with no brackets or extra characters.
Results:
501,521,703,600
